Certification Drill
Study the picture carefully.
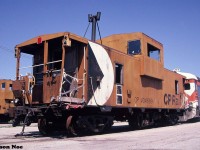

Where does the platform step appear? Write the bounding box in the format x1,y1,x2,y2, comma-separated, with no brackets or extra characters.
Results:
61,97,84,104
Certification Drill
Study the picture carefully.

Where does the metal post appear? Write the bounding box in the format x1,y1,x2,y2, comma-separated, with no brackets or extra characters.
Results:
88,12,101,41
91,17,96,41
15,47,20,80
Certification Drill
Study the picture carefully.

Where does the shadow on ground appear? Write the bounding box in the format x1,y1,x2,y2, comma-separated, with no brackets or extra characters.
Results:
14,120,198,140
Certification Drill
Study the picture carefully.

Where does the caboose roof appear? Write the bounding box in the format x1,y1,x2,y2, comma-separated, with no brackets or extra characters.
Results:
177,72,198,80
0,79,13,83
99,32,163,46
97,32,163,56
16,32,88,48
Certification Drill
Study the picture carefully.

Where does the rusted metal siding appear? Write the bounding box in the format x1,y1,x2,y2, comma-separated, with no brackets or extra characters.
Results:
140,55,164,80
162,69,185,109
105,52,184,109
99,32,184,109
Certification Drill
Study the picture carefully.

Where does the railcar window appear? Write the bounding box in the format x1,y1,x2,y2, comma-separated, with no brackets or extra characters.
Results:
147,43,160,61
5,99,11,104
20,53,33,77
115,63,123,84
1,83,5,90
184,83,190,90
48,48,62,70
128,40,141,55
33,52,44,84
116,85,123,104
175,80,179,94
64,46,78,73
9,84,12,90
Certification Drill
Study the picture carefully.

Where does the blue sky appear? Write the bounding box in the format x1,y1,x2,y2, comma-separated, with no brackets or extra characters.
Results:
0,0,200,79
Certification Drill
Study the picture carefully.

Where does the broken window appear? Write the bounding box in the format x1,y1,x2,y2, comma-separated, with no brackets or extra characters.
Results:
147,43,160,61
128,40,141,55
115,63,123,84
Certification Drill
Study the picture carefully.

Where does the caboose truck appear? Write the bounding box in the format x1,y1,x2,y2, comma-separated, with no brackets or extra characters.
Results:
12,13,186,135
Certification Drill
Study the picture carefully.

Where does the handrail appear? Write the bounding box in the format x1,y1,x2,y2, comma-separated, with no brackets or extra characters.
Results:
19,60,62,69
63,72,84,82
61,85,83,96
16,69,62,80
62,71,86,100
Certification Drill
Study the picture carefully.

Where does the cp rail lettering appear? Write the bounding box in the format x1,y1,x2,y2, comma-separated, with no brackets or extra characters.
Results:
164,94,180,105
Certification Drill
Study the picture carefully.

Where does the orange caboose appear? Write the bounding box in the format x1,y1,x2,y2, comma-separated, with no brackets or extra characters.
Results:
12,32,185,135
0,79,15,121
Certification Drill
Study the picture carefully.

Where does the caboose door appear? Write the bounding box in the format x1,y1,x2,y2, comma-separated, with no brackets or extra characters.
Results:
42,40,63,103
62,41,86,100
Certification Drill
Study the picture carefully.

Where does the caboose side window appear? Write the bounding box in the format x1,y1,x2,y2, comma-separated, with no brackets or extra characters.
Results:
116,85,123,105
175,80,179,94
115,63,123,84
128,40,141,55
147,43,160,61
9,84,12,90
115,63,123,104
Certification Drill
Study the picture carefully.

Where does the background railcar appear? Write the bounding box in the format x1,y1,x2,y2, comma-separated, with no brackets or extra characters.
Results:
12,31,186,135
176,71,200,121
0,79,15,122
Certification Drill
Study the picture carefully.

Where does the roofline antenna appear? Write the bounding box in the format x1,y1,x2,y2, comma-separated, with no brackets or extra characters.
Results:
88,12,101,41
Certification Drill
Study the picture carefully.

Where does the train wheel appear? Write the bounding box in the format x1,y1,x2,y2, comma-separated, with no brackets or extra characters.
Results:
128,114,142,130
66,115,79,136
169,115,178,125
104,119,113,131
38,118,52,135
12,117,20,127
